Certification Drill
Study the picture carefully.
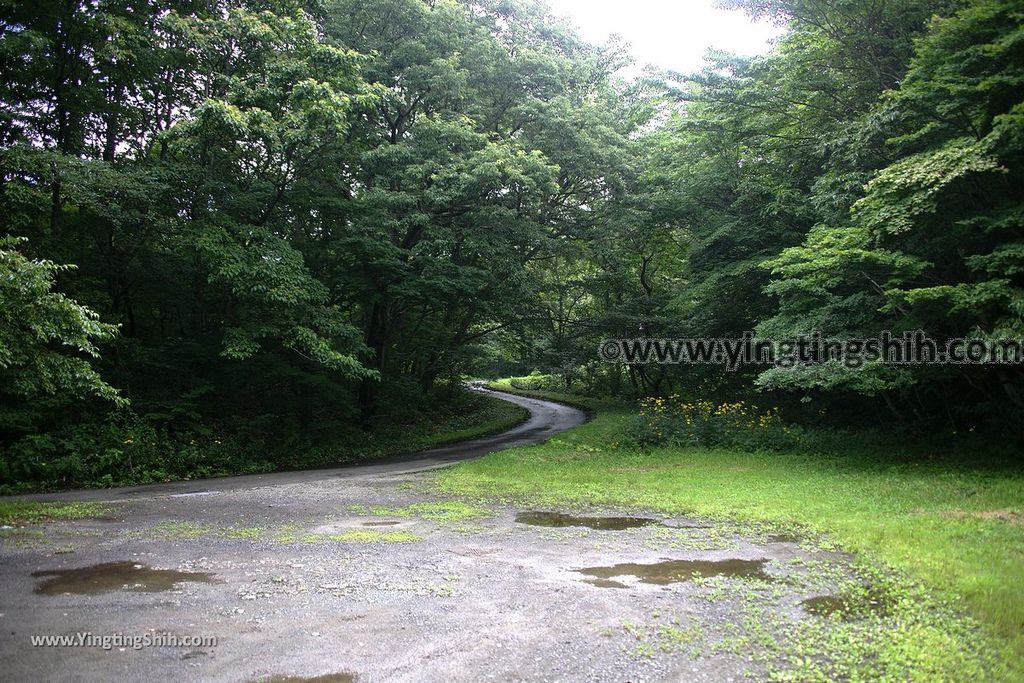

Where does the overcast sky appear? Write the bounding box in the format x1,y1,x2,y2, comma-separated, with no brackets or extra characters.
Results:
545,0,786,75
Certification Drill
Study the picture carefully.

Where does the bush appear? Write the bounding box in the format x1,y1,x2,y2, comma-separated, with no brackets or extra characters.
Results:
0,384,524,493
509,370,559,392
503,364,630,399
621,396,801,451
0,411,274,494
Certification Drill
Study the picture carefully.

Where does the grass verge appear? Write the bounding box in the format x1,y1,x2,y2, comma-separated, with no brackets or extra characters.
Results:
400,393,530,451
435,390,1024,680
245,386,533,472
485,378,622,414
1,388,529,494
303,529,421,544
0,501,108,525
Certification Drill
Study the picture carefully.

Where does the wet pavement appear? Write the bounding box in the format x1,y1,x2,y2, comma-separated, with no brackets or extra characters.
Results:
0,393,874,682
31,561,215,596
575,558,773,586
0,495,872,681
12,386,586,504
515,511,659,531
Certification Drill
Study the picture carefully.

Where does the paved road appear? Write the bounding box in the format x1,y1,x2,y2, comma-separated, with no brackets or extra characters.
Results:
12,387,588,504
0,389,866,682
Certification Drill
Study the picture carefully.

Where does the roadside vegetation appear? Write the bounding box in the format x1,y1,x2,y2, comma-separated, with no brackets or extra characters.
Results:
0,388,526,493
1,0,1021,676
437,383,1024,680
3,0,1023,491
0,501,108,526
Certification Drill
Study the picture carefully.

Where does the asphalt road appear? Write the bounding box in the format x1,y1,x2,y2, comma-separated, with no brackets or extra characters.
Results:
12,387,588,504
0,389,862,682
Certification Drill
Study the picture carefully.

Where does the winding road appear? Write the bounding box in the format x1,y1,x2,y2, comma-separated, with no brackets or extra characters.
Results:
0,387,859,682
13,386,588,504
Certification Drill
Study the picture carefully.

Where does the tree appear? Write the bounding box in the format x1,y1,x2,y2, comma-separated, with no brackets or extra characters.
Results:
0,236,121,404
757,0,1024,422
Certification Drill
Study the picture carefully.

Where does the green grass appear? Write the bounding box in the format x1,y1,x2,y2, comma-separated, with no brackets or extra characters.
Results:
149,520,214,539
352,500,492,523
0,501,108,525
435,392,1024,680
223,526,266,539
302,529,422,544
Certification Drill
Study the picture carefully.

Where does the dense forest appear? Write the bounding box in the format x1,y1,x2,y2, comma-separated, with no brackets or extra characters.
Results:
2,0,1022,491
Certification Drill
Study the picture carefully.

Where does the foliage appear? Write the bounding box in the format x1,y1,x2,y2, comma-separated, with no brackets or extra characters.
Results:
623,397,795,451
501,0,1024,438
2,0,1024,475
508,370,557,392
754,0,1024,417
0,385,524,493
0,237,121,404
0,0,628,482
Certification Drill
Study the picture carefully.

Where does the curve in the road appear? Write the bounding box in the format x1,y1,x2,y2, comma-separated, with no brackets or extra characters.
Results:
12,387,588,503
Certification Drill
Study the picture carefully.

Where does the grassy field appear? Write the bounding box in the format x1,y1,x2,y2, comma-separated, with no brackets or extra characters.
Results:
437,386,1024,680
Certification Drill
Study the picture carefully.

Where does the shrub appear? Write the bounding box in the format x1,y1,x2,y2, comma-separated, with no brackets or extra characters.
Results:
622,396,800,451
0,411,274,493
509,370,557,392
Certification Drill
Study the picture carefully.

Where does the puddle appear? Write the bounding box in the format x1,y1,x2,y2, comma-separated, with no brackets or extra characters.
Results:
802,591,893,619
32,561,214,595
169,490,218,498
578,558,771,585
516,511,658,530
361,521,400,527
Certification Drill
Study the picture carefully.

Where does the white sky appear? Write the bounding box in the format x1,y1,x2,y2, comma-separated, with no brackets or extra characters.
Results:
545,0,786,75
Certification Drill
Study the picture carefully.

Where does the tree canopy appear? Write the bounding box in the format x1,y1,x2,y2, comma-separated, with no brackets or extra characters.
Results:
2,0,1023,489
